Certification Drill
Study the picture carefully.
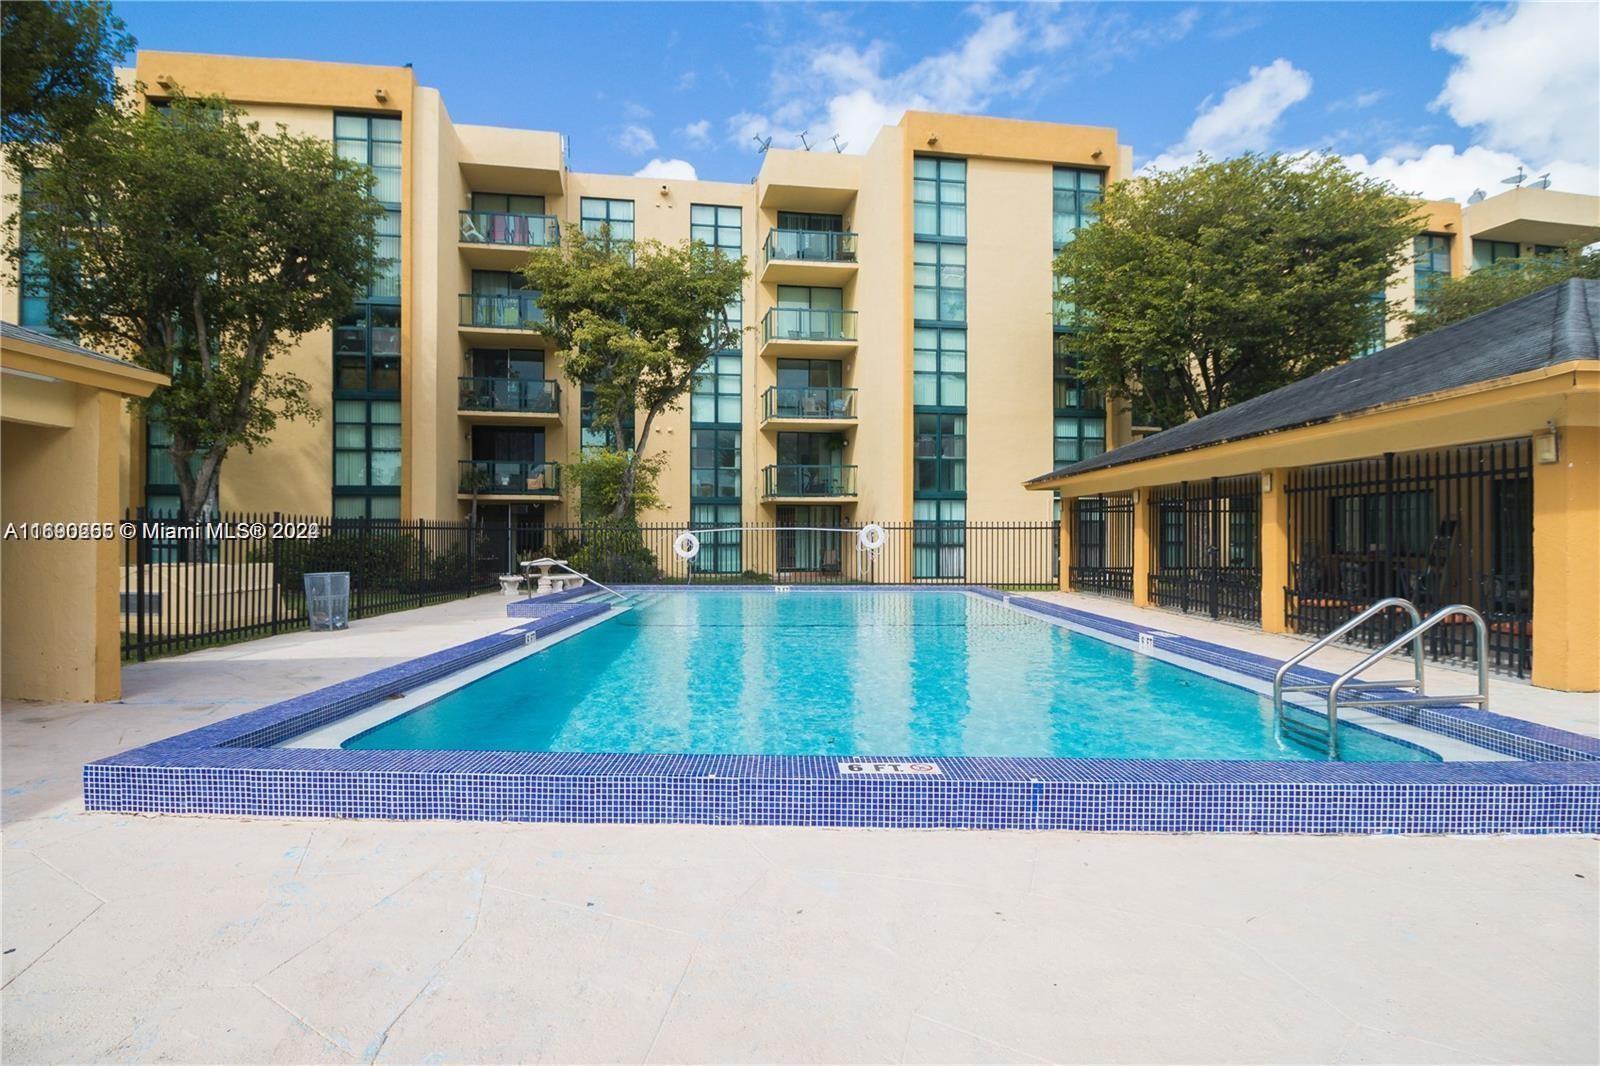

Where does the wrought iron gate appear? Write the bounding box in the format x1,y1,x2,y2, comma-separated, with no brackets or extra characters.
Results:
1147,476,1262,622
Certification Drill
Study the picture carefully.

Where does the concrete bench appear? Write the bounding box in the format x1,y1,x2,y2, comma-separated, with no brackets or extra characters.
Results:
497,574,527,597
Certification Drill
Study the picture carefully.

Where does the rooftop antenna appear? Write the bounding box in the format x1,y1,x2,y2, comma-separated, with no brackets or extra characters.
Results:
1467,188,1486,204
751,134,772,154
1529,172,1552,190
1499,166,1525,186
797,130,812,151
830,134,847,153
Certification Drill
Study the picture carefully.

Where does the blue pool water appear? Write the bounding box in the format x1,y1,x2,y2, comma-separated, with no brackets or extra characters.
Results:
344,590,1432,762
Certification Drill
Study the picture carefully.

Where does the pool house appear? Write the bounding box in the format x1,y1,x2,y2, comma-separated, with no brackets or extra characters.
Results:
1028,278,1600,692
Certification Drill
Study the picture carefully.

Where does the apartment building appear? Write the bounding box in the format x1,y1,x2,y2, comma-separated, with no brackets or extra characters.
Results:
4,51,1597,561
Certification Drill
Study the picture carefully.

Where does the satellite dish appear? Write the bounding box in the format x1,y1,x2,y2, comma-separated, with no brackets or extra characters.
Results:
751,135,772,154
1500,167,1525,186
830,134,848,153
797,130,811,151
1529,173,1552,190
1467,189,1486,204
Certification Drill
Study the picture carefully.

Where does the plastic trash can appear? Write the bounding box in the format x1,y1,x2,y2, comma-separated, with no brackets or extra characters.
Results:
304,571,350,631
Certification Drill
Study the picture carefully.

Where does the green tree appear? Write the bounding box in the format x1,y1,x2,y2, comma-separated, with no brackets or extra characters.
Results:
1054,153,1420,429
7,94,384,532
1,0,134,164
1405,242,1600,338
523,226,746,518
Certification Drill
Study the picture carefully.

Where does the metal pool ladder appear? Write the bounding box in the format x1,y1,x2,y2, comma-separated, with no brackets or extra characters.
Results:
1273,597,1491,758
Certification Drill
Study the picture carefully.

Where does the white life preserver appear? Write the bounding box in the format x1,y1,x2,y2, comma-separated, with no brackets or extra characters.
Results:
857,523,887,552
672,531,702,560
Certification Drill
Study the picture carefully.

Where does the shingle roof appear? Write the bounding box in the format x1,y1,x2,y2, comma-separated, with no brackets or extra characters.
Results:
0,320,136,371
1028,277,1599,485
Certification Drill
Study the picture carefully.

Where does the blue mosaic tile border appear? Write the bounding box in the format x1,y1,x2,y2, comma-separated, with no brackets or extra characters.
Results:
83,587,1600,833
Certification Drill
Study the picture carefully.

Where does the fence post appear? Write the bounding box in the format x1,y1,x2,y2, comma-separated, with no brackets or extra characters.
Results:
465,515,476,599
417,520,426,609
270,512,282,636
132,507,148,662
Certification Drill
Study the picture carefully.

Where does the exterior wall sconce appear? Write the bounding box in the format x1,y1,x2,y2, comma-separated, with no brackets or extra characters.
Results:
1535,429,1560,464
1131,489,1141,504
1261,472,1274,494
374,88,389,103
926,134,939,146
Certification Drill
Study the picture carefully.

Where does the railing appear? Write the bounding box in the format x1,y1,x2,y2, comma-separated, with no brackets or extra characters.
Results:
763,464,857,498
762,386,857,421
457,376,561,414
1068,495,1134,600
761,308,858,345
119,514,1062,659
764,229,858,264
459,292,545,330
459,210,559,248
1147,476,1262,623
458,459,561,495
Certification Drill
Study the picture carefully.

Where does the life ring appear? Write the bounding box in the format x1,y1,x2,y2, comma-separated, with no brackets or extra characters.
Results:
857,523,887,552
672,531,701,560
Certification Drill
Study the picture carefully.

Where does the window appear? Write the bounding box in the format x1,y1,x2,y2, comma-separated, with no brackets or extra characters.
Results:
472,192,544,215
914,499,965,579
1053,338,1103,462
775,285,843,311
776,505,843,573
1328,491,1435,556
914,413,966,496
691,502,742,574
334,304,401,394
691,352,742,425
17,174,53,331
580,385,634,453
914,328,967,408
580,197,634,251
1053,415,1105,465
1052,167,1103,249
1472,239,1518,270
465,347,546,380
776,211,842,232
690,204,741,256
1159,501,1185,570
1357,290,1388,357
334,399,401,518
335,114,402,298
913,156,966,239
1492,477,1532,579
1413,234,1452,313
1226,497,1257,567
776,432,842,468
690,428,740,500
1532,244,1563,257
913,241,966,323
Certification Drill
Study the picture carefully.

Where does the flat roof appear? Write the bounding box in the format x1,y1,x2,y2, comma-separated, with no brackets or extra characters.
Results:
1028,278,1599,487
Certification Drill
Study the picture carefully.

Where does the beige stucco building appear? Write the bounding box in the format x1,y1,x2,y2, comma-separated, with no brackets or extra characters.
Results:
3,50,1597,580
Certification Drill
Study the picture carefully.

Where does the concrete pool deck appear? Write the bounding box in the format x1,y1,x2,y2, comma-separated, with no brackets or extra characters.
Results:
4,592,1599,1063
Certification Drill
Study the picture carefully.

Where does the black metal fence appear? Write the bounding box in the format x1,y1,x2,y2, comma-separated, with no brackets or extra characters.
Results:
120,512,1059,660
1147,476,1262,623
1067,495,1134,599
1285,439,1533,677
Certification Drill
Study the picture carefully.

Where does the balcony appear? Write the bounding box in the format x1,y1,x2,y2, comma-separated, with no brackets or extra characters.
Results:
761,386,857,429
458,293,546,338
458,211,560,268
760,229,859,285
759,307,858,358
457,459,561,499
762,464,857,501
457,377,561,422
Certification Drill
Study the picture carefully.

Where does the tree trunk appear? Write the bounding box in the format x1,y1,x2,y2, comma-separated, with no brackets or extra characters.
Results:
170,437,224,563
611,408,657,521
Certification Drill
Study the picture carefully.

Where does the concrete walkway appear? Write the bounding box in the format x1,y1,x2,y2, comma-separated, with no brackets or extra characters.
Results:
3,593,1598,1063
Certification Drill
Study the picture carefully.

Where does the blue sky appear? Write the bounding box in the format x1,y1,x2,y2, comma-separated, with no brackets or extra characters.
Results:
116,2,1598,201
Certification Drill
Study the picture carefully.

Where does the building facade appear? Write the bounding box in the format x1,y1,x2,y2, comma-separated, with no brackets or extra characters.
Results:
3,50,1597,552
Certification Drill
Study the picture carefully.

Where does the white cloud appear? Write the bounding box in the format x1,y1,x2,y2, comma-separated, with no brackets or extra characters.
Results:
1327,89,1386,113
614,124,657,154
1343,143,1600,203
1143,58,1312,171
680,119,712,148
676,71,696,91
634,158,698,180
1431,1,1599,166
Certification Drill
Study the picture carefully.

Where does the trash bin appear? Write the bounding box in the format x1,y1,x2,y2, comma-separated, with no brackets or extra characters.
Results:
304,571,350,631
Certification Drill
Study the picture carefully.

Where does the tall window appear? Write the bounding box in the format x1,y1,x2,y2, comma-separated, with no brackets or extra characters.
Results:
334,113,403,518
1472,239,1518,270
1052,167,1102,248
1052,337,1104,468
16,174,53,331
913,157,966,239
1413,234,1452,313
690,204,741,255
690,428,740,500
687,202,743,569
691,352,742,425
580,197,634,253
913,156,967,576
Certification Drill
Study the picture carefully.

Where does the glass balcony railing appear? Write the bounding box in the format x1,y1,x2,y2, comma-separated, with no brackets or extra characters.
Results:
459,292,545,330
762,386,857,421
458,459,561,495
763,464,857,498
761,307,858,345
459,210,560,248
457,377,561,414
764,229,858,264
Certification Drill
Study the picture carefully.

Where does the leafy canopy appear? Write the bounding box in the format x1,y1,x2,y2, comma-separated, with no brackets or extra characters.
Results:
1405,242,1600,338
1,0,134,164
7,93,384,522
1054,153,1420,430
523,226,746,518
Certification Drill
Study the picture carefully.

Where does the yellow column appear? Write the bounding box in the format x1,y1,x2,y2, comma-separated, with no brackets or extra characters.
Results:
1259,468,1291,634
1532,423,1600,691
1058,496,1075,592
1131,487,1152,607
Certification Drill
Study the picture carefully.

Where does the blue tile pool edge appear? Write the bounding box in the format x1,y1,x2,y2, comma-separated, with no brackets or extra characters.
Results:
83,586,1600,833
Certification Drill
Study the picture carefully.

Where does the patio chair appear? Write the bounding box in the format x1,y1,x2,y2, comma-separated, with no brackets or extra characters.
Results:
460,215,488,243
801,393,826,418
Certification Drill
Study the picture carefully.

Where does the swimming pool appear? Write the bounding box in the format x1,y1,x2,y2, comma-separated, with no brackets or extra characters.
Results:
343,590,1429,762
